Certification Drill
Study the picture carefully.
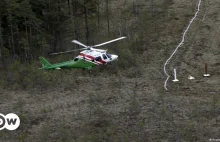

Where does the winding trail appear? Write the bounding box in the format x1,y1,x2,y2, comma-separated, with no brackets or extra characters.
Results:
163,0,202,90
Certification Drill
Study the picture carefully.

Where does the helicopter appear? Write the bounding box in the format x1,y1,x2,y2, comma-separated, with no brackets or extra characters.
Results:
39,37,126,71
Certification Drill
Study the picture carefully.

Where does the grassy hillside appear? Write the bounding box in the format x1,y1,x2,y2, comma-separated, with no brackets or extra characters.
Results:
1,0,220,141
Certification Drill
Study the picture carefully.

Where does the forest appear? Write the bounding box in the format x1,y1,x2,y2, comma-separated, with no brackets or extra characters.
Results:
1,0,220,141
0,0,174,89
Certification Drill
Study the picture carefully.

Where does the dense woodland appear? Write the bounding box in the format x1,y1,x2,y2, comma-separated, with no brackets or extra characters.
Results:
0,0,104,62
0,0,176,89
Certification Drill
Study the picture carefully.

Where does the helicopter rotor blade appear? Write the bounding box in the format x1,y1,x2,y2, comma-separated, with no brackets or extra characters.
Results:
50,37,126,55
71,40,88,48
50,48,86,55
93,36,126,47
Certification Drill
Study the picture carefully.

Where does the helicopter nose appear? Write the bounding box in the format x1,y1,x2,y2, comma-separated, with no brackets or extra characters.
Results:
111,55,118,61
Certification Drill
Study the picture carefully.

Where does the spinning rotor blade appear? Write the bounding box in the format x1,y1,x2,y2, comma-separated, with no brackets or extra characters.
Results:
93,36,126,47
50,37,126,55
71,40,88,48
50,48,85,55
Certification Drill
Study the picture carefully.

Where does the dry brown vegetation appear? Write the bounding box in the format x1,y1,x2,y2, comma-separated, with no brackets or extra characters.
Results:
1,0,220,141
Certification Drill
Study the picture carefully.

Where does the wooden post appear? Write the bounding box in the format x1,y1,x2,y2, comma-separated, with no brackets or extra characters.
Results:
203,63,210,77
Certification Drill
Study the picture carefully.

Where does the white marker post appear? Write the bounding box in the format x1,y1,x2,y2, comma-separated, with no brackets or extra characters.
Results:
172,69,179,82
203,63,210,77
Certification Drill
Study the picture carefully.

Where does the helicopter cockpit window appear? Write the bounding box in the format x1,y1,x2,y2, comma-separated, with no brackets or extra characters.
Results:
106,53,111,58
102,54,107,59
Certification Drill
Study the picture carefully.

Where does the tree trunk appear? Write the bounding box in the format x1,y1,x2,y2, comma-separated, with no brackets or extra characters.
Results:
25,18,31,63
106,0,110,36
7,2,15,59
16,24,21,61
72,0,77,14
67,0,70,16
72,0,79,40
29,21,33,63
135,0,139,18
0,18,2,58
84,0,89,43
9,11,15,59
0,18,6,69
10,25,15,59
97,0,100,28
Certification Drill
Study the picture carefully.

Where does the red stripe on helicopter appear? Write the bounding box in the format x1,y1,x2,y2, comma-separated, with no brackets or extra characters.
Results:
79,53,106,64
84,58,99,65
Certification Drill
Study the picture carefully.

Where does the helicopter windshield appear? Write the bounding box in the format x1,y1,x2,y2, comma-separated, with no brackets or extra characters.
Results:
106,53,112,58
102,54,107,59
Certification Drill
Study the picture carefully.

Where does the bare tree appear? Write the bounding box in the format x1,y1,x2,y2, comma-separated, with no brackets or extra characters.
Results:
106,0,110,36
84,0,89,42
0,18,2,59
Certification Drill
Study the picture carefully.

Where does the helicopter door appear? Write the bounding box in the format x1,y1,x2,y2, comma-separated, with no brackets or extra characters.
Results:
95,56,102,61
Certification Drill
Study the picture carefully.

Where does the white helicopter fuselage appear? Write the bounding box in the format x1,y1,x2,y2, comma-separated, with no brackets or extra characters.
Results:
77,49,118,65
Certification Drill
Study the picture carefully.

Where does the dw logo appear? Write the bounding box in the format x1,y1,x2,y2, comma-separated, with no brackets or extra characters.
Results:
0,113,20,130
